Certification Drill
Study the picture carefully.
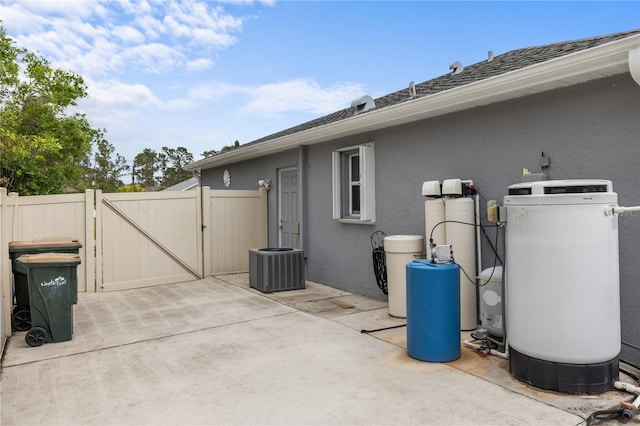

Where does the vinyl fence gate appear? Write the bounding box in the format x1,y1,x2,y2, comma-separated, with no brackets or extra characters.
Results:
0,187,268,340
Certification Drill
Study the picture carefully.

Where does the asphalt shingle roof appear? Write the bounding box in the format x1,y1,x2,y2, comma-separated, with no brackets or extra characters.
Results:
234,29,640,151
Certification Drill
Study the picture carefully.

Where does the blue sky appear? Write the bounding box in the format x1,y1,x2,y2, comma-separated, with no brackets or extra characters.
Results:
1,1,639,166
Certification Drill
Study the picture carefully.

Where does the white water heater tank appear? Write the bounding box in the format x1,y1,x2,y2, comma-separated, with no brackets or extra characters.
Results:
504,179,620,394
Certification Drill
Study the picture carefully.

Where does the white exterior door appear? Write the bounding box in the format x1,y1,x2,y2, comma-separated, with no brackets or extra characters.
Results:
279,168,300,249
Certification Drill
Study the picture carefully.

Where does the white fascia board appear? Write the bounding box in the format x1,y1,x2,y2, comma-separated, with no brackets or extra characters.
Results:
186,34,640,172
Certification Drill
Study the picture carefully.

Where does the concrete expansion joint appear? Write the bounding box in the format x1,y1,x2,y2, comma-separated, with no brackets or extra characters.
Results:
2,310,299,369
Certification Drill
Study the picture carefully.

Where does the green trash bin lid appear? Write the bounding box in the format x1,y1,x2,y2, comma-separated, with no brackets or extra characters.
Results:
16,253,81,265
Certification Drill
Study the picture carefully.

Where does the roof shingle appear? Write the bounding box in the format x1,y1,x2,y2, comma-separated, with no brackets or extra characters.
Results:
230,29,640,151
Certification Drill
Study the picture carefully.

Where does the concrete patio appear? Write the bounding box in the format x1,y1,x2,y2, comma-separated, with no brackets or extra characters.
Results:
0,274,636,425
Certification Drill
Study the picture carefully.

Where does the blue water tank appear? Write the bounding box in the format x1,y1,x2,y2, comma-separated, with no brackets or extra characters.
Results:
406,260,460,362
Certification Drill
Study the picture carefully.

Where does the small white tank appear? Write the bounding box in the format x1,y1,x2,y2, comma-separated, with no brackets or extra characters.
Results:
384,235,424,318
479,266,503,337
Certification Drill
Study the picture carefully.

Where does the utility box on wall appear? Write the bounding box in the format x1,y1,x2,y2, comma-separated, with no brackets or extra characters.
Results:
248,248,305,293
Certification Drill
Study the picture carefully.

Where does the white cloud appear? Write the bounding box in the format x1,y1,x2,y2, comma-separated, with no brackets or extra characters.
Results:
1,0,247,78
11,0,101,19
120,43,185,74
79,78,161,126
218,0,276,5
159,81,239,111
191,27,237,48
134,15,164,41
55,36,121,76
161,78,366,117
90,79,159,107
117,0,152,16
1,0,365,157
162,1,243,48
187,81,240,101
0,4,47,33
241,79,366,116
186,58,214,72
112,25,146,44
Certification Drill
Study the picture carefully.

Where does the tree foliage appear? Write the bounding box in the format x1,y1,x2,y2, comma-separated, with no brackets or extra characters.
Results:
159,146,194,189
131,146,197,190
133,148,159,189
201,149,218,158
0,23,218,194
220,140,240,153
117,183,145,193
89,132,130,192
0,24,97,194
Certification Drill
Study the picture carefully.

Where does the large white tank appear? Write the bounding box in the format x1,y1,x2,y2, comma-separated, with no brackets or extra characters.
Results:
444,197,477,331
504,179,620,394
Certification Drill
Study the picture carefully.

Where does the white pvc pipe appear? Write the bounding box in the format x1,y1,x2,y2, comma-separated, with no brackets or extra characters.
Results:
463,338,509,359
606,205,640,216
475,193,482,289
615,381,640,395
615,381,640,420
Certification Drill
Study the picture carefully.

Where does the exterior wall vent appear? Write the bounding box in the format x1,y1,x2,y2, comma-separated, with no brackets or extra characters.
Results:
351,95,376,115
249,248,305,293
449,61,464,74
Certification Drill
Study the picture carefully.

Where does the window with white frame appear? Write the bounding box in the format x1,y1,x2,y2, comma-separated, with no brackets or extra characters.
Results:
332,142,375,223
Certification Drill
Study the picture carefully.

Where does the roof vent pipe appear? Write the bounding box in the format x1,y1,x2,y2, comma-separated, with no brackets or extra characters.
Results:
449,61,464,74
351,95,376,115
409,81,416,97
488,50,494,62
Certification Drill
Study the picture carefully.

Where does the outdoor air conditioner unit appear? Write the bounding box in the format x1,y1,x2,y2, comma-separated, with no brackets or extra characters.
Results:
248,248,305,293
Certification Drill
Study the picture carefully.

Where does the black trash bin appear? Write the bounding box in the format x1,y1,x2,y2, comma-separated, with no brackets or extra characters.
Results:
16,253,81,347
9,237,82,331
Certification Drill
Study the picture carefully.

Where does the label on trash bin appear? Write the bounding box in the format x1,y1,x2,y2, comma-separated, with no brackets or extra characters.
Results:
40,276,68,288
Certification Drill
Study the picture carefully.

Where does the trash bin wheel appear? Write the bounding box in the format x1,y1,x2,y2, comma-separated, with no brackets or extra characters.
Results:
11,308,31,332
25,327,48,347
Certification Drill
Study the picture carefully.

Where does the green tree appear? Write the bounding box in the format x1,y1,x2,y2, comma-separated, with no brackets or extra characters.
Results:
0,24,97,194
201,149,218,158
133,148,159,189
117,183,145,192
220,140,240,153
158,146,194,189
90,132,129,192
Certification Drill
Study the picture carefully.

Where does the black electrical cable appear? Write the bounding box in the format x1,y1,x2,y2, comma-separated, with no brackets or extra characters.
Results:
454,260,486,287
475,188,504,265
361,324,406,334
429,219,502,288
584,394,639,425
622,341,640,352
585,406,626,425
480,224,503,265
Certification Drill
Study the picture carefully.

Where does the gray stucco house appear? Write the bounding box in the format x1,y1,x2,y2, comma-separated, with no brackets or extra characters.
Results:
186,30,640,365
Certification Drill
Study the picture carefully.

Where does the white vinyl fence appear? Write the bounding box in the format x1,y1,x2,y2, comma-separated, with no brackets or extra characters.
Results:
0,187,267,339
